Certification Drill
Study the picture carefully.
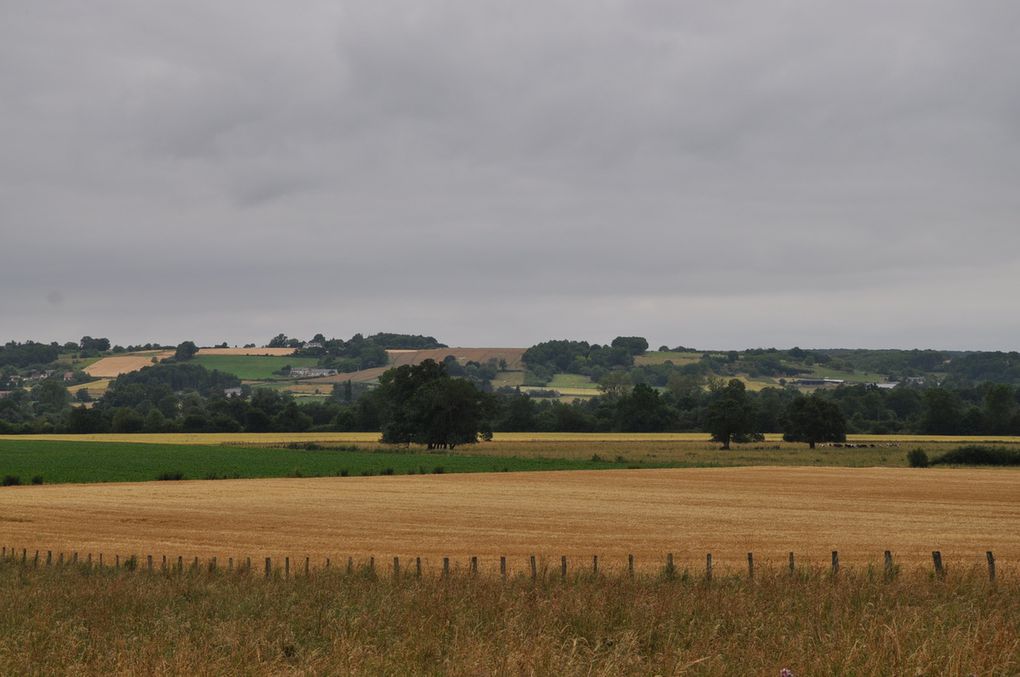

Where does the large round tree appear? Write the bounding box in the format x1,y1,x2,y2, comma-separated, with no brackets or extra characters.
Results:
782,395,847,449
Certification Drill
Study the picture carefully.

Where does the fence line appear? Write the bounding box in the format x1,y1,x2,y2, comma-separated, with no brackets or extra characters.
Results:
0,546,1006,583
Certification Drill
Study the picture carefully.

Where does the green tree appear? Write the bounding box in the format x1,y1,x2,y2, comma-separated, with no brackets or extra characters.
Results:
31,379,70,414
704,379,756,450
616,384,672,432
610,336,649,355
782,395,847,449
111,407,145,433
922,389,962,434
982,384,1016,435
174,341,199,361
377,360,488,448
408,378,488,449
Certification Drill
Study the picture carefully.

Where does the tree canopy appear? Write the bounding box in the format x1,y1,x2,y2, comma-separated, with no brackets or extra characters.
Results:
705,379,758,449
782,395,847,448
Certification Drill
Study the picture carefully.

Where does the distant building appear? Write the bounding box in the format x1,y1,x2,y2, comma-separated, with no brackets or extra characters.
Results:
0,391,11,399
791,377,845,387
289,367,338,378
223,387,244,398
62,371,75,382
302,342,324,350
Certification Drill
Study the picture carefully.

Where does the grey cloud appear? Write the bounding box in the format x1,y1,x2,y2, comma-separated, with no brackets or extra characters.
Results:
1,1,1018,349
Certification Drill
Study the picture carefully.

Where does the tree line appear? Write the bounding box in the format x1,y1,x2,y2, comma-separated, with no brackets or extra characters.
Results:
5,358,1020,443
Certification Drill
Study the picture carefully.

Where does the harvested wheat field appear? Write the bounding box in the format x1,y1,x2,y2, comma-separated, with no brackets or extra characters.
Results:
1,467,1017,574
83,351,174,377
196,347,296,356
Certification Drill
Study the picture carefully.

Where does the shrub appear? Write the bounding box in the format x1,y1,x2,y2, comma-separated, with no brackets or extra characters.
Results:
381,468,395,476
932,445,1020,466
156,471,184,481
432,466,445,474
2,475,22,486
907,449,929,468
339,469,349,477
30,475,44,485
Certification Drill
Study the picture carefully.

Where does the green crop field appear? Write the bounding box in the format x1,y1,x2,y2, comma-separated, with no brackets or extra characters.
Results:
634,351,703,366
547,373,599,389
0,439,638,485
191,355,322,380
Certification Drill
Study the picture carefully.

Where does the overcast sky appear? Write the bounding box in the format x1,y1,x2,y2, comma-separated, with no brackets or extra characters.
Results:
2,1,1018,351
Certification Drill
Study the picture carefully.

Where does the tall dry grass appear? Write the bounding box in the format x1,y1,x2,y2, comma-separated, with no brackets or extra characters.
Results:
0,558,1016,675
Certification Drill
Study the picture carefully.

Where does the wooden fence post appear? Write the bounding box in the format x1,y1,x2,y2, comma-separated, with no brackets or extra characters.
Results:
530,555,537,581
246,557,251,573
347,557,353,574
72,552,78,565
884,550,894,579
324,558,330,570
592,555,598,576
932,551,944,579
192,556,198,572
747,552,754,580
265,557,272,578
46,550,52,566
285,557,290,578
115,555,120,570
788,552,795,575
33,550,39,567
59,552,64,566
304,557,309,576
393,556,400,578
369,557,375,575
628,554,634,578
147,555,153,573
986,551,996,582
561,555,567,580
831,551,839,577
228,557,233,572
470,556,478,576
500,556,507,579
177,555,183,573
443,557,450,578
665,553,675,579
706,553,713,582
22,548,27,564
416,557,422,579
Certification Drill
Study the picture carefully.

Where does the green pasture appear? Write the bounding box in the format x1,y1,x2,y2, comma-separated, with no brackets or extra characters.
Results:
0,440,631,485
191,355,322,380
634,351,702,366
546,373,599,389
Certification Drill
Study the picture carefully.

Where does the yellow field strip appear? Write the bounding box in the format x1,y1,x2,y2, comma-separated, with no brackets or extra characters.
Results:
0,467,1017,572
5,432,1020,446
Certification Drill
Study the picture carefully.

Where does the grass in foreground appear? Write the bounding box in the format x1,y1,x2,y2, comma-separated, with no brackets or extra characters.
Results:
0,559,1015,675
0,439,635,485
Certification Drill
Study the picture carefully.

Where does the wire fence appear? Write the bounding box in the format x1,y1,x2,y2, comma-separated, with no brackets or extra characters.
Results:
0,546,1001,583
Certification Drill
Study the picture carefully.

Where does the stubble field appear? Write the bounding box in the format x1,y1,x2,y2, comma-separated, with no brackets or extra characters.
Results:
1,467,1017,573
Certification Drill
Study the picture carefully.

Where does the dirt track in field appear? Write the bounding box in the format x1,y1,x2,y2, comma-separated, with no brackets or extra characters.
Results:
83,352,174,378
1,467,1017,573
